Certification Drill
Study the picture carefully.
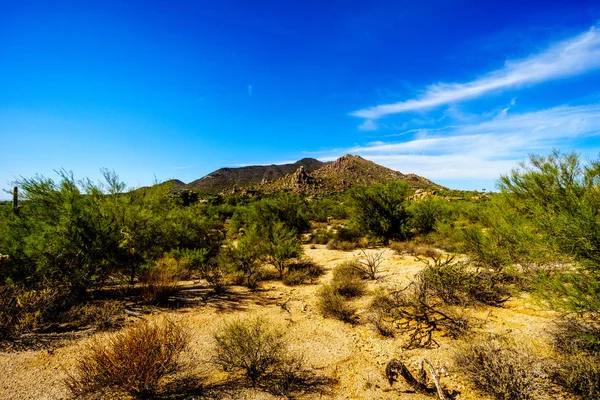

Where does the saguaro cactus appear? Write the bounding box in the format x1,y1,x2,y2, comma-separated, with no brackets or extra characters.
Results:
12,186,18,213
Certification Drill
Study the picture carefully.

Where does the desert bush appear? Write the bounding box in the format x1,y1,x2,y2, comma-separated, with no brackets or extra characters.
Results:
0,283,56,340
367,292,397,337
331,261,366,298
283,259,324,286
409,198,450,235
213,317,288,386
326,239,360,251
313,229,335,244
552,318,600,355
62,300,125,331
368,278,473,347
454,335,550,400
552,354,599,398
389,241,440,258
65,318,189,396
283,270,311,286
335,226,362,242
355,249,385,280
220,228,266,289
287,258,325,278
317,284,356,323
550,318,600,397
420,254,510,306
141,256,182,304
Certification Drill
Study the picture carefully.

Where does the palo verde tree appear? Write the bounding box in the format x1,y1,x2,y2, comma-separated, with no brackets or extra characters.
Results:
499,150,600,315
263,222,303,279
350,181,412,244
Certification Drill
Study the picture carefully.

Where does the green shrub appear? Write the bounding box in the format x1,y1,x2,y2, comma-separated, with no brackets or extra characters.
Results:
421,255,510,306
317,284,356,323
331,261,366,298
283,270,311,286
409,198,449,235
313,229,335,245
65,318,189,396
220,228,266,289
213,317,287,386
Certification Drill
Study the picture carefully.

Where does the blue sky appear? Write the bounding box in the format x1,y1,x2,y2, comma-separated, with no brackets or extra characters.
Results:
2,0,600,198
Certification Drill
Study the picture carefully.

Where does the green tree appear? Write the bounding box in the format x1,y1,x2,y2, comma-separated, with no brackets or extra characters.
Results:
499,150,600,314
221,228,265,288
350,181,411,243
264,222,303,279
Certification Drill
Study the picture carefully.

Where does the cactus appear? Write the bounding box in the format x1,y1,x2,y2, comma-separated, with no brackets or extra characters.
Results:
12,186,18,213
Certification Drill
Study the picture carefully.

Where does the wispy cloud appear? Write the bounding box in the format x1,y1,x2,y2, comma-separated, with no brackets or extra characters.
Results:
358,119,378,131
351,26,600,119
326,104,600,180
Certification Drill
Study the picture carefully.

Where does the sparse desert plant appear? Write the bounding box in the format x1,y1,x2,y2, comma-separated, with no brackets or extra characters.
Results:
141,256,182,304
367,293,396,337
284,259,324,286
420,254,510,306
550,318,600,397
0,283,58,340
355,249,385,280
326,239,360,251
313,228,335,245
213,317,287,386
389,241,440,258
283,269,311,286
368,278,473,347
65,318,189,397
454,335,550,400
317,284,357,323
288,258,325,278
331,261,366,298
62,300,125,331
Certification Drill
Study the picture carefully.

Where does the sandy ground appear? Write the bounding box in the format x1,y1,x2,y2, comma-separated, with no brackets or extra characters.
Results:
0,245,571,400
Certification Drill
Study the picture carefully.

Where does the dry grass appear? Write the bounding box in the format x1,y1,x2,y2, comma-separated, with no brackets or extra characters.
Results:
0,284,59,340
550,318,600,397
141,256,182,304
65,318,189,397
326,239,360,251
454,334,550,400
61,300,125,331
390,241,441,258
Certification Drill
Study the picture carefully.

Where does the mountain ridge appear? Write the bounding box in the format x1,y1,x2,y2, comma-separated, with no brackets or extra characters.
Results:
165,154,445,194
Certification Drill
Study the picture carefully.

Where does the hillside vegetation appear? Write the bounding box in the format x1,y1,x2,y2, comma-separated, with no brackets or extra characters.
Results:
0,151,598,399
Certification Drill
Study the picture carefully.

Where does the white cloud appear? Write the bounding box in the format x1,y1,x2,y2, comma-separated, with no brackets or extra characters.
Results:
323,104,600,180
358,119,378,131
351,26,600,119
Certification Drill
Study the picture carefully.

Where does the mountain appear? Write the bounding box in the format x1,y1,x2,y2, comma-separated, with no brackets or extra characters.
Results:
257,154,445,193
182,158,324,193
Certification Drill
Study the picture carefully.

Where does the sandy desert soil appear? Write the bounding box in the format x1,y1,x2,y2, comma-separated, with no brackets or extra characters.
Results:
0,245,573,400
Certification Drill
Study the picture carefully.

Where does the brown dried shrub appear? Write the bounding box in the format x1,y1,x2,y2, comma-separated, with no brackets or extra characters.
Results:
65,318,189,397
